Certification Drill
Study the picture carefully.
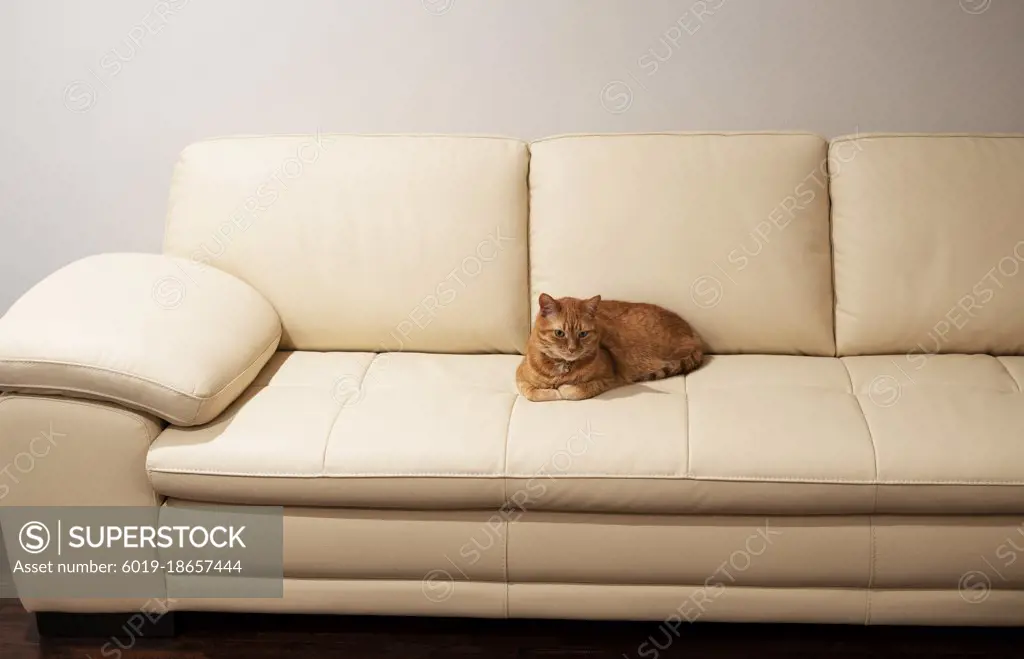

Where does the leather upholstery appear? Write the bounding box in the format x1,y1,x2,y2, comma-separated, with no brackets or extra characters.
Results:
168,578,507,618
30,505,1022,627
0,393,163,506
508,585,1024,625
39,581,1022,626
163,135,531,353
0,254,280,425
163,501,506,582
509,513,1024,590
147,352,1024,514
0,393,167,615
832,134,1024,356
529,133,835,356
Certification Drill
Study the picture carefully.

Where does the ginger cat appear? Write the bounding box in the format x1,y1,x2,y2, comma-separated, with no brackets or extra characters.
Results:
516,294,704,402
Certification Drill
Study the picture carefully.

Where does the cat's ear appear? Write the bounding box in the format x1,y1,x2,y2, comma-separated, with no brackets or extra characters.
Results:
538,293,560,317
582,295,602,316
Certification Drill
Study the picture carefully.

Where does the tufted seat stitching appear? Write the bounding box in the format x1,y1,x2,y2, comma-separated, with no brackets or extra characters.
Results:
684,372,692,478
147,353,1024,498
502,395,519,505
841,357,880,513
319,353,380,476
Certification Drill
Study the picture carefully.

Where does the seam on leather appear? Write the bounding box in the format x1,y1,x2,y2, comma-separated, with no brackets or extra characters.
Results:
995,357,1023,394
503,518,510,618
0,360,200,397
841,358,879,512
319,354,379,475
831,132,1024,145
137,414,166,447
827,147,840,359
16,392,167,445
501,395,519,508
141,467,1024,485
4,394,165,435
850,379,1017,392
531,131,824,145
0,390,173,427
869,517,877,590
0,330,280,412
137,418,168,507
684,372,691,478
683,382,848,392
522,140,534,355
193,133,525,145
0,382,194,426
866,515,876,625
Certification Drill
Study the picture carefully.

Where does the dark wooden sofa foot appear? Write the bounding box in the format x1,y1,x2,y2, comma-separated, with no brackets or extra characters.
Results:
35,611,176,639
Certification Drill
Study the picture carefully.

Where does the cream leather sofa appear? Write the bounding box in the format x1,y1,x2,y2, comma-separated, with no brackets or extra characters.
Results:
1,132,1022,628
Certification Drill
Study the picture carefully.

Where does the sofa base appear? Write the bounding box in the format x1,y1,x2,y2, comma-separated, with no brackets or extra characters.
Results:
18,506,1024,627
25,580,1024,626
35,611,176,639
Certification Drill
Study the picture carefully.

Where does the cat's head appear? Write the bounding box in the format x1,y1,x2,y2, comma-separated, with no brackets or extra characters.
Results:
533,293,601,362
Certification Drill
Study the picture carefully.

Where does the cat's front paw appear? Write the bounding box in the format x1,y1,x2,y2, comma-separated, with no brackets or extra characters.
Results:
524,387,562,402
557,384,591,401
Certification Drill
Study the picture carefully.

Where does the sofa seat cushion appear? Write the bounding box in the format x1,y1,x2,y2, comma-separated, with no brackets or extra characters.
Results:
146,352,1024,514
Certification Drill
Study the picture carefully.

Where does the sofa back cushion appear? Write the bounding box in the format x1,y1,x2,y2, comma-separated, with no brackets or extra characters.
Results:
831,134,1024,356
163,134,530,353
528,133,835,355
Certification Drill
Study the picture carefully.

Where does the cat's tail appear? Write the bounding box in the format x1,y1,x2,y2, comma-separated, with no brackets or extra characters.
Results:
646,346,704,381
679,345,704,374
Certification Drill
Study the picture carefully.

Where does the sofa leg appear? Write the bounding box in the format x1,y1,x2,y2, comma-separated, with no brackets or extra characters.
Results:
35,611,176,639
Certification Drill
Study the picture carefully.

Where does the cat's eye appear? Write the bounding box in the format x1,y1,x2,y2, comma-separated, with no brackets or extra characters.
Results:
553,329,565,338
578,331,589,338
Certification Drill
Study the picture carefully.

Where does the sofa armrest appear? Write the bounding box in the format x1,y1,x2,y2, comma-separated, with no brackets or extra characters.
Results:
0,253,281,426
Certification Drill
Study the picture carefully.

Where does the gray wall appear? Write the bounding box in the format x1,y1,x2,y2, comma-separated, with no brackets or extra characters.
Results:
0,0,1023,310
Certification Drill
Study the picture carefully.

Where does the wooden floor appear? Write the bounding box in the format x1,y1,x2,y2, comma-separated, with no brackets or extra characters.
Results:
1,600,1021,658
